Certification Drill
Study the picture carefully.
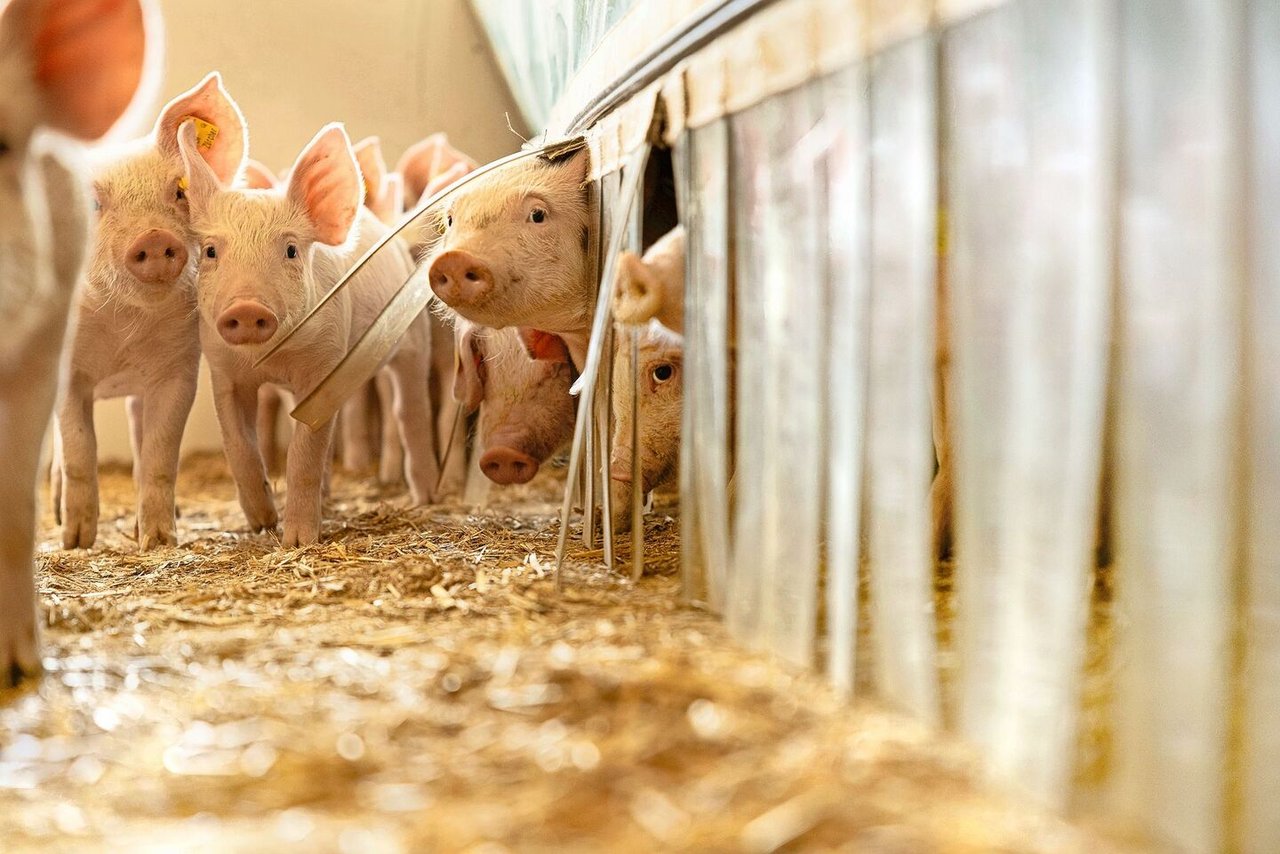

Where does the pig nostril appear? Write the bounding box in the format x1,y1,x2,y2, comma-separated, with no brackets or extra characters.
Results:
465,270,479,282
135,251,147,263
255,319,266,329
164,248,175,259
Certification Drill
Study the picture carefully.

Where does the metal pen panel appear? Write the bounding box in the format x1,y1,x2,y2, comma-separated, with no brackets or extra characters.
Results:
1241,4,1279,851
1110,0,1244,848
823,64,870,696
944,0,1114,806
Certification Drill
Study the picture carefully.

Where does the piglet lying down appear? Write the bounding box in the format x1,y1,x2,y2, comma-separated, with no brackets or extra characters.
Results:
180,122,439,547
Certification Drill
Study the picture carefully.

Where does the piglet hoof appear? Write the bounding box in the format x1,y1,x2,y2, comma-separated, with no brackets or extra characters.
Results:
0,608,41,689
61,517,98,550
138,522,178,552
281,519,320,548
243,506,279,534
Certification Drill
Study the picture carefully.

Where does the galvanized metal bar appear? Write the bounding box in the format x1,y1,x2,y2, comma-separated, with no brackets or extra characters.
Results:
726,101,770,645
1109,0,1245,847
866,29,940,723
554,147,651,587
944,0,1114,805
822,63,870,696
1239,3,1278,851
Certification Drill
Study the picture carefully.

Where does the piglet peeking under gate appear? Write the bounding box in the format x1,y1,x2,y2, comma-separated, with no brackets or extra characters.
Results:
52,72,247,552
427,148,595,370
180,122,440,546
610,320,684,532
452,323,577,486
1,0,152,684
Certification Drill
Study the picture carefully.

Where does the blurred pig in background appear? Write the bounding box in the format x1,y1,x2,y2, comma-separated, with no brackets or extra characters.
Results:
1,0,153,683
52,72,242,551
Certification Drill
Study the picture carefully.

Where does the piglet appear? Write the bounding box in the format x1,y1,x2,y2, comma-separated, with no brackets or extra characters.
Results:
180,123,440,546
1,0,151,684
610,321,683,531
452,323,576,486
428,149,595,369
54,72,246,551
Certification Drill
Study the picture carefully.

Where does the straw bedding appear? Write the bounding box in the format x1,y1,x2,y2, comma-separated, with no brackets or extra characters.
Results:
0,455,1128,852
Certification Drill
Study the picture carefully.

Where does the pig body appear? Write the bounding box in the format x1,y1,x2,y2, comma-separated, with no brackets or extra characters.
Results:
54,73,249,551
613,226,685,335
182,123,439,546
428,149,595,369
610,321,683,530
453,324,576,486
1,0,152,684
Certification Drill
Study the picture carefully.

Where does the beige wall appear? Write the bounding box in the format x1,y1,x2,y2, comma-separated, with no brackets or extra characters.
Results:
93,0,523,461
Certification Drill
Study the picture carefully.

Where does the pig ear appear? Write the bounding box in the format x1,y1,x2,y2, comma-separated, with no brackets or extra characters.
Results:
155,71,247,185
241,159,278,190
9,0,152,140
422,161,471,202
452,323,485,414
352,136,386,206
516,328,572,363
287,123,361,246
613,252,663,325
176,120,223,214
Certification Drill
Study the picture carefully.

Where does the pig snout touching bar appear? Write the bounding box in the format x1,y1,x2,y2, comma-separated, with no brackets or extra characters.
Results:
52,72,245,552
452,323,576,486
610,321,683,532
427,148,595,370
180,122,440,547
0,0,152,685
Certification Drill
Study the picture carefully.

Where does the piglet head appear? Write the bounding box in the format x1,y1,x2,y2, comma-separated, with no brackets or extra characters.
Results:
181,121,360,351
85,71,246,306
427,148,593,337
610,322,683,493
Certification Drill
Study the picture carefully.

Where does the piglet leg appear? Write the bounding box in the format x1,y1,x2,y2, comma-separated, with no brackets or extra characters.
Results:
376,371,404,485
136,375,197,550
283,417,335,546
341,386,375,471
387,352,440,505
56,381,99,549
212,374,278,533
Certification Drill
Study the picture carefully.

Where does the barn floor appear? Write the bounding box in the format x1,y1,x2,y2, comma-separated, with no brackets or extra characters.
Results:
0,455,1128,853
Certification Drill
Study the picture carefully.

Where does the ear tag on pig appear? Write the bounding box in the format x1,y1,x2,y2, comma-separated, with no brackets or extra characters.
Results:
184,116,220,150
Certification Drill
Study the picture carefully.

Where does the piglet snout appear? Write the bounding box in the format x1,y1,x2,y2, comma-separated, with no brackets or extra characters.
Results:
480,446,539,485
217,300,279,346
125,229,188,285
609,454,633,485
430,250,493,307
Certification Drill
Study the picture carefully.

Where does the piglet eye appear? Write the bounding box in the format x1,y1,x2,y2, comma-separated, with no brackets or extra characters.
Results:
286,244,298,259
528,207,547,224
0,139,11,157
204,244,217,260
175,187,186,202
651,363,674,384
92,198,103,213
445,214,453,228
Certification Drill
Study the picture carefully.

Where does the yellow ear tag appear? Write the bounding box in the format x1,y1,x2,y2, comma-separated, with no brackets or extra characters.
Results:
184,115,220,150
177,176,189,191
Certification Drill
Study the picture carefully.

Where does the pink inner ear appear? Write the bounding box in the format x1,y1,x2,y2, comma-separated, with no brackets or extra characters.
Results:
518,328,571,363
156,73,247,185
291,129,360,245
33,0,148,139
